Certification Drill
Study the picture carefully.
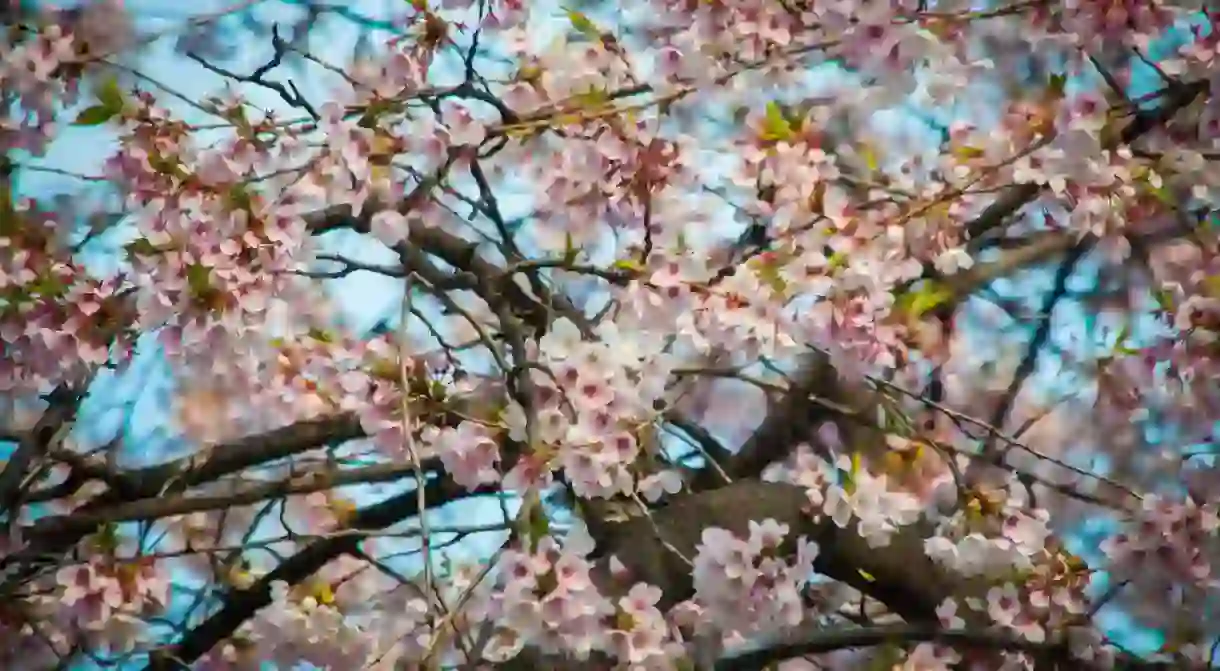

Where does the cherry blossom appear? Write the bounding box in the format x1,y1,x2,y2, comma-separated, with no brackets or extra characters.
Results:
2,0,1220,669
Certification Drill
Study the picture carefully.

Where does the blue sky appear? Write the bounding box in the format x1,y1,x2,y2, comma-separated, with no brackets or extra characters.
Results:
5,0,1210,665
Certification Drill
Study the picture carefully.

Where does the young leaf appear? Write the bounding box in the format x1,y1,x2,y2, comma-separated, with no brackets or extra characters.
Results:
896,280,956,320
74,105,117,126
564,8,601,39
1047,72,1067,98
96,76,124,111
859,142,879,172
761,101,793,142
1153,287,1175,312
562,231,580,265
1202,274,1220,299
185,263,213,296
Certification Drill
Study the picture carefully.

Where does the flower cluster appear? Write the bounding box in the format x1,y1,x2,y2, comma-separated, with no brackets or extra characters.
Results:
497,317,676,499
240,579,375,669
924,479,1053,578
1,17,78,157
766,447,925,548
0,249,131,391
1102,493,1220,587
5,0,1220,670
481,531,664,664
46,553,169,654
689,520,819,636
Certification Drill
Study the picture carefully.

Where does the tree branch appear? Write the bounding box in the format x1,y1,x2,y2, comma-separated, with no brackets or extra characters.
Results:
715,622,1195,671
710,76,1209,492
979,238,1091,461
144,477,500,670
0,386,82,521
0,414,364,590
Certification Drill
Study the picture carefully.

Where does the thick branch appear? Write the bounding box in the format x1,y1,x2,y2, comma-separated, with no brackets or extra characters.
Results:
714,76,1209,490
598,480,1192,671
0,414,364,589
26,460,430,536
965,78,1208,244
715,623,1192,671
595,481,958,618
0,386,81,520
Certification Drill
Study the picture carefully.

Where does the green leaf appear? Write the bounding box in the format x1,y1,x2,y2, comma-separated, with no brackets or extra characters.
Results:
1203,274,1220,299
752,260,787,294
185,263,213,295
73,105,116,126
225,184,253,211
898,280,956,320
860,142,879,172
94,522,120,553
562,231,579,265
27,273,67,299
571,86,610,110
428,379,448,400
97,76,124,111
564,8,600,39
1111,323,1135,356
519,496,551,553
1153,287,1175,312
761,101,793,142
357,99,403,129
1047,72,1067,98
1149,185,1174,205
838,452,860,495
124,237,161,258
368,358,400,382
528,506,550,544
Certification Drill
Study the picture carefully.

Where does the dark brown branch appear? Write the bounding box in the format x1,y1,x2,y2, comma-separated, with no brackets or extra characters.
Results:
714,622,1198,671
598,481,1189,671
0,386,82,520
143,477,499,670
26,460,433,536
979,239,1091,461
965,78,1208,245
713,76,1209,493
0,414,364,590
594,481,956,620
720,350,848,480
185,25,320,120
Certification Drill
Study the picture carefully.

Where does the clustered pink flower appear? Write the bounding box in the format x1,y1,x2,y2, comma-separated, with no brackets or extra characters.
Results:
1102,493,1220,586
3,0,1220,669
690,520,818,635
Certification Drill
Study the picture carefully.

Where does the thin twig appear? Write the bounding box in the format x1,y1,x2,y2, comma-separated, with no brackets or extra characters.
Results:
397,270,437,626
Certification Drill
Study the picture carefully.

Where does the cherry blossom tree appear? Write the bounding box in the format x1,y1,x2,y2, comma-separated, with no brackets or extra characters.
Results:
3,0,1220,669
